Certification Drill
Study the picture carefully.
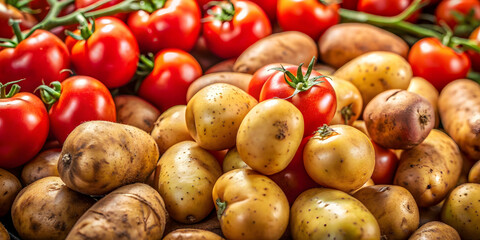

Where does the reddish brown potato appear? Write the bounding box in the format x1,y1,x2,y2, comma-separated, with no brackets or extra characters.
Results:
407,77,440,128
163,229,224,240
0,222,9,240
114,95,161,133
205,58,236,74
409,221,460,240
21,148,61,185
0,168,22,217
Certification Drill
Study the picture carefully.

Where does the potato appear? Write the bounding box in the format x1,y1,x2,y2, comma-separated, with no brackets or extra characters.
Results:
237,99,304,175
469,160,480,183
0,168,22,217
186,72,252,102
352,120,369,137
151,105,193,155
11,177,94,240
394,130,463,207
438,79,480,160
329,76,363,125
314,63,336,75
319,23,409,68
163,229,224,240
349,178,374,195
164,213,222,237
407,77,440,128
155,141,222,224
114,95,161,133
58,121,159,195
418,201,444,226
205,58,236,74
364,89,435,149
408,221,460,240
441,183,480,239
291,188,380,240
0,222,9,240
66,183,167,240
21,148,60,185
353,185,419,240
334,51,412,108
233,31,317,74
222,147,250,173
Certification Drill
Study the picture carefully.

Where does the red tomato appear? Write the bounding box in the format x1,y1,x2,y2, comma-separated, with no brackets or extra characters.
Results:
467,26,480,71
247,63,295,100
202,0,271,59
341,0,359,9
138,49,202,111
29,0,49,21
408,37,471,91
75,0,127,20
66,17,139,89
435,0,480,30
0,1,37,38
371,142,398,184
209,149,229,166
127,0,201,53
277,0,339,40
357,0,419,22
0,30,70,93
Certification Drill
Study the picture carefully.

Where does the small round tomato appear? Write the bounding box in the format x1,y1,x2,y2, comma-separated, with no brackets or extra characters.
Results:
0,1,37,38
435,0,480,30
371,141,398,184
408,37,471,91
467,26,480,71
357,0,419,22
247,63,294,101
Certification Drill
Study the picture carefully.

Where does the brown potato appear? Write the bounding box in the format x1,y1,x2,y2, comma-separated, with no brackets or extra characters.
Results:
408,221,460,240
66,183,167,240
205,58,236,74
364,89,435,149
469,160,480,183
164,213,222,237
163,229,224,240
58,121,159,195
353,185,419,240
407,77,440,128
233,31,317,74
186,72,252,102
11,177,95,240
329,76,363,125
0,168,22,217
114,95,161,133
319,23,409,68
419,201,444,226
21,148,61,185
151,105,193,155
0,222,9,240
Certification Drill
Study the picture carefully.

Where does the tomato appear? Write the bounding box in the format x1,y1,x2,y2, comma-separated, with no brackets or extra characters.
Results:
138,49,202,111
127,0,201,53
247,63,295,101
371,141,398,184
66,17,139,89
341,0,359,9
0,81,49,169
467,26,480,71
277,0,339,40
408,37,471,91
75,0,127,20
0,0,37,38
0,30,70,93
357,0,419,22
29,0,49,21
37,76,116,144
259,59,337,136
202,0,271,59
435,0,480,31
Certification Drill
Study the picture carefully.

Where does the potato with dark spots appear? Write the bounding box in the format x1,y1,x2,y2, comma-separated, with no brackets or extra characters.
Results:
291,188,380,240
66,183,167,240
212,169,289,240
394,130,463,208
236,99,304,175
469,160,480,183
408,221,460,240
186,72,252,102
364,89,435,150
58,121,159,195
233,31,317,74
186,83,257,151
11,177,94,240
114,95,161,133
155,141,222,224
407,77,440,128
0,168,22,217
353,185,419,240
328,76,363,125
21,148,61,185
0,222,9,240
151,105,193,155
222,147,250,173
162,229,224,240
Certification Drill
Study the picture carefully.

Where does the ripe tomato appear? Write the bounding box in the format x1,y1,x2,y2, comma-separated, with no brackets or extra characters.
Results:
357,0,419,22
138,49,202,111
75,0,127,20
408,37,471,91
29,0,49,21
277,0,339,40
371,141,398,184
435,0,480,30
202,0,271,59
0,0,37,38
127,0,201,53
66,17,139,89
247,63,295,101
467,26,480,71
341,0,359,9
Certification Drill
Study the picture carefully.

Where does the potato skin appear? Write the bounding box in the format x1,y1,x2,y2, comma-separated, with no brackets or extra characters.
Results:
0,222,9,240
438,79,480,160
353,185,419,240
21,148,60,185
186,72,252,102
394,130,463,207
114,95,161,133
364,89,435,149
155,141,222,224
222,147,250,173
469,160,480,183
205,58,236,74
0,168,22,217
162,229,224,240
66,183,167,240
408,221,460,240
11,177,95,240
407,77,440,128
233,31,317,74
151,105,193,155
319,23,409,68
58,121,159,195
329,76,363,125
290,188,380,240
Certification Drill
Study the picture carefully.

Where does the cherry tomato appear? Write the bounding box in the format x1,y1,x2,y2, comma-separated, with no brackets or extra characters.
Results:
467,26,480,71
138,49,202,111
435,0,480,30
127,0,201,53
371,141,398,184
0,0,37,38
247,63,295,101
66,17,139,89
277,0,339,40
75,0,127,20
408,37,471,91
357,0,419,22
202,0,271,59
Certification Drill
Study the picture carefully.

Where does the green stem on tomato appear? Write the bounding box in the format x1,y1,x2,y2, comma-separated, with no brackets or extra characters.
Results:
0,79,24,98
9,19,24,42
35,81,62,106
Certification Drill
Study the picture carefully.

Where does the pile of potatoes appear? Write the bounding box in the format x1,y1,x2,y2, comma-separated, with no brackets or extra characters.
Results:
1,25,480,240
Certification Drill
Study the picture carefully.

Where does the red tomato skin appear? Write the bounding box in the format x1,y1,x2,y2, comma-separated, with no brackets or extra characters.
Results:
371,141,398,184
138,49,202,111
0,3,37,38
341,0,359,9
0,93,49,168
202,0,272,59
75,0,127,20
247,63,295,101
408,37,471,91
48,76,116,144
357,0,419,22
66,17,139,89
0,30,70,93
467,26,480,71
435,0,480,30
127,0,201,53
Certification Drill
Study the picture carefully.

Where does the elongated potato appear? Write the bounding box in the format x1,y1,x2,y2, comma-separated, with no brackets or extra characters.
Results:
66,183,167,240
21,148,60,185
0,168,22,217
58,121,159,195
233,31,317,74
114,95,161,133
0,222,8,240
407,77,440,128
438,79,480,160
408,221,460,240
186,72,252,102
329,76,363,125
205,58,236,74
163,229,224,240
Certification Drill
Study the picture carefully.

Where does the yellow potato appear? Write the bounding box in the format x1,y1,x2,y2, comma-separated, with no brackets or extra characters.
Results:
222,147,250,173
469,160,480,183
186,72,252,102
0,168,22,217
328,76,363,125
21,148,60,185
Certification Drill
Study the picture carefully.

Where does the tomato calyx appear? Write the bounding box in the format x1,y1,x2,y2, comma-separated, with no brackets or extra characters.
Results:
340,103,355,125
451,9,480,37
138,0,166,13
65,15,95,40
204,0,235,22
314,124,338,140
36,81,62,106
0,79,24,98
215,198,227,219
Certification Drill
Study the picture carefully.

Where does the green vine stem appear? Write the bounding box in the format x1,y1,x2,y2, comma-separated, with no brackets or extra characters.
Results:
0,79,24,98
